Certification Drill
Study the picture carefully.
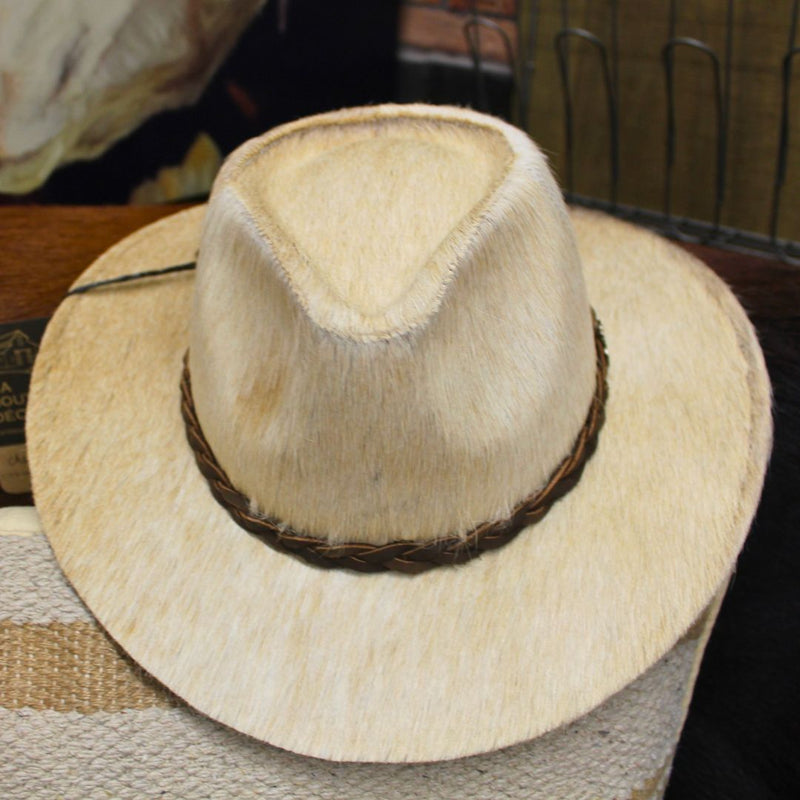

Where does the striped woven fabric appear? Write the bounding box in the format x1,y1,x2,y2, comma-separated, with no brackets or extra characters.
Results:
0,507,715,800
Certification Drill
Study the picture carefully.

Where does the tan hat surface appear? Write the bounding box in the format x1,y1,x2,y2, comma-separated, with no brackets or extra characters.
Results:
26,104,771,763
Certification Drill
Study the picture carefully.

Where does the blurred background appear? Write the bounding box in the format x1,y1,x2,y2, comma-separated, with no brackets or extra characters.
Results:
0,0,797,257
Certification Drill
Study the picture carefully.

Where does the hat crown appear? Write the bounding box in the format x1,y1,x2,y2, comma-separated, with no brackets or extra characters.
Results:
189,105,596,545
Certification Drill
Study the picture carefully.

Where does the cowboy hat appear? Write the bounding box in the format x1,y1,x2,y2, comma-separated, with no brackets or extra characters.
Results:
25,104,771,764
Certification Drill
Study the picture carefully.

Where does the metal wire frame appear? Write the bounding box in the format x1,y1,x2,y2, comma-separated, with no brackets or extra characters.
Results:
662,0,732,241
462,0,520,119
463,14,518,114
555,24,620,207
467,0,800,262
770,1,800,260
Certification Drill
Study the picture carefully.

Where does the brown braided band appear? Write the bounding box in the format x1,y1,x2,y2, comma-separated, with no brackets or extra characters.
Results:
180,318,608,575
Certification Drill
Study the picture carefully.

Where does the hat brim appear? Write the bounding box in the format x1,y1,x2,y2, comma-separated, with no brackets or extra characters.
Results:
27,205,771,763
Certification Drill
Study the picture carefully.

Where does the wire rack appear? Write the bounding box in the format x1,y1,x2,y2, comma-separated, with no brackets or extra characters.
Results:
463,0,800,262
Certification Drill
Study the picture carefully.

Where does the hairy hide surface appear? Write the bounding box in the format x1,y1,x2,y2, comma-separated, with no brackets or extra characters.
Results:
190,105,596,544
24,106,772,762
